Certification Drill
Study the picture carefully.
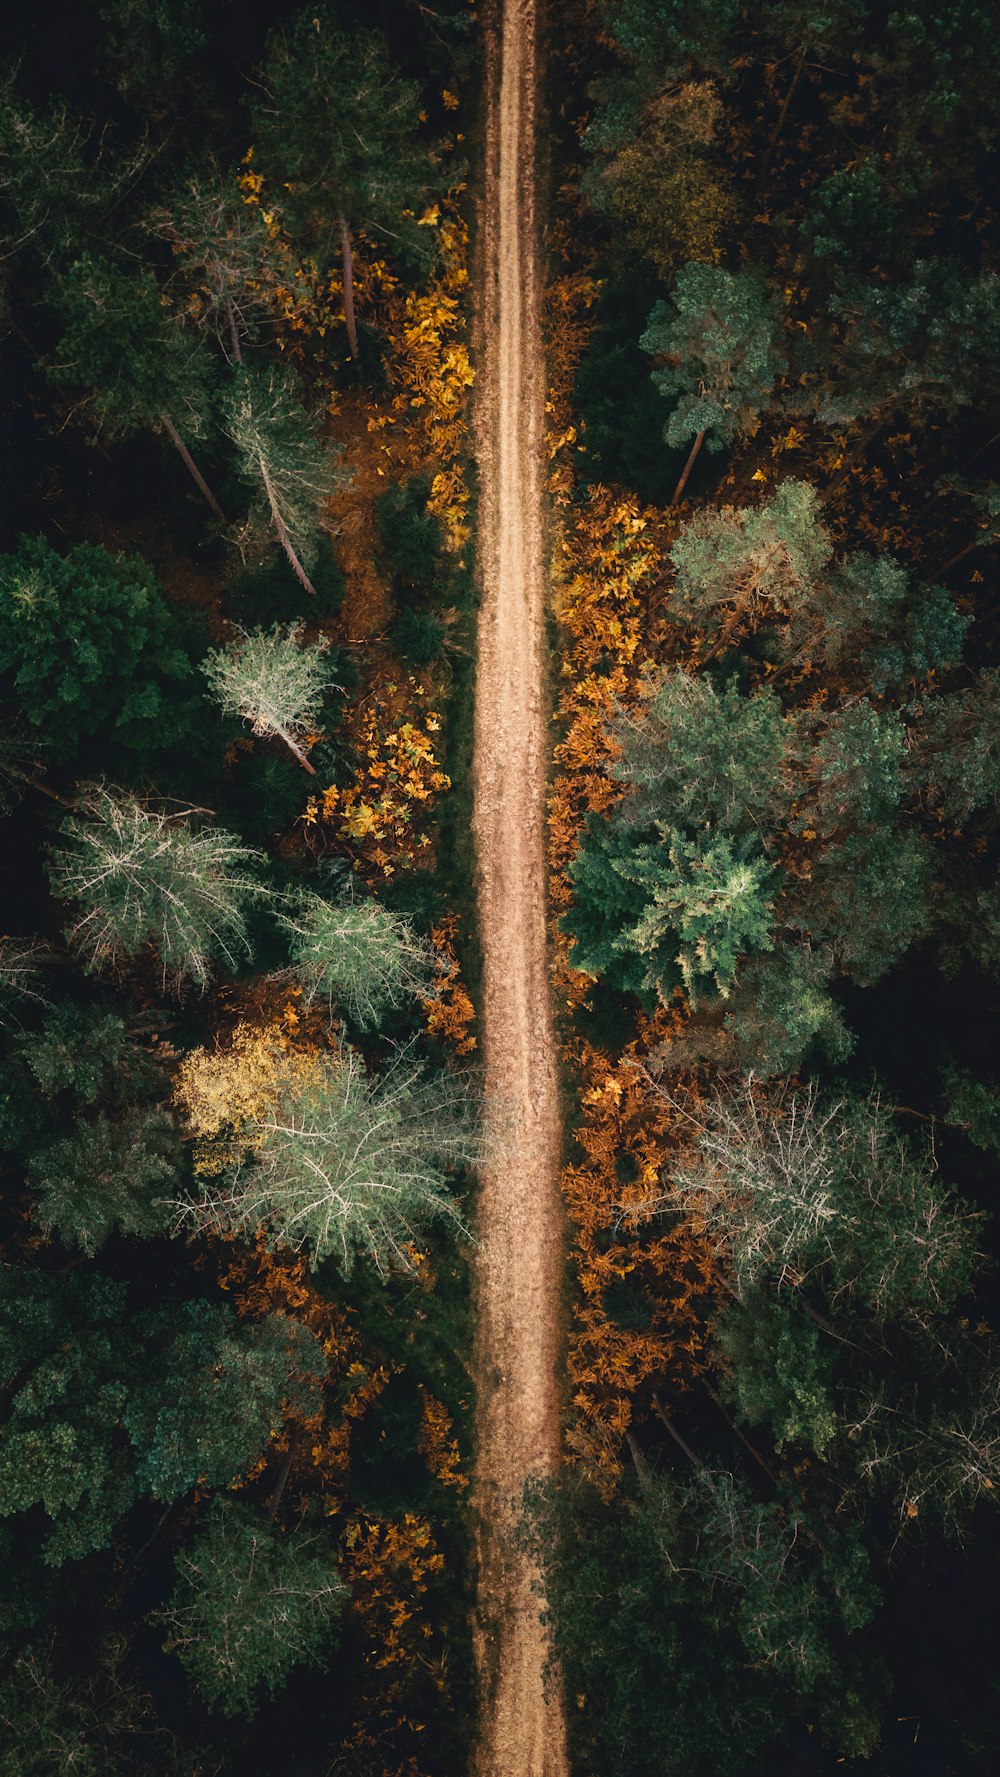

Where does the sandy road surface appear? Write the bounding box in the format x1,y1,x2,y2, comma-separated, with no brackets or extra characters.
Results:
471,1,569,1773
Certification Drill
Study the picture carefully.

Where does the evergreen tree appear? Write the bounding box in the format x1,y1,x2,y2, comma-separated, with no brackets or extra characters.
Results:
148,165,283,362
673,1083,976,1318
610,670,787,833
179,1046,475,1275
0,535,194,761
0,75,147,269
123,1304,322,1501
281,890,430,1028
627,830,778,1002
203,623,334,774
819,262,1000,428
28,1108,178,1256
0,1269,322,1568
641,264,785,498
48,788,265,991
48,254,222,517
162,1500,346,1718
223,366,343,598
583,82,735,283
253,10,430,359
668,478,831,644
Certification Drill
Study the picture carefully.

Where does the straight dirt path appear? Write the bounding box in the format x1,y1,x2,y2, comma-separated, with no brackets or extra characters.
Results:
471,1,569,1773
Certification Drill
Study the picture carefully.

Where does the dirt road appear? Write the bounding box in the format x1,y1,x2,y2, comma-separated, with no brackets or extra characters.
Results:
471,1,569,1773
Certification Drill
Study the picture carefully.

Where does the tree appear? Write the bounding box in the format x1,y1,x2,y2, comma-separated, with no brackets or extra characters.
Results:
723,944,852,1078
0,1270,137,1567
610,671,787,834
0,1631,190,1776
96,0,207,104
48,788,265,991
0,535,194,761
672,1083,977,1318
585,0,740,161
0,75,147,269
16,1002,161,1106
668,479,832,644
627,831,778,1002
808,829,930,984
162,1500,346,1718
280,890,430,1028
818,262,1000,429
223,366,343,597
253,11,430,359
641,264,785,499
48,253,222,517
909,671,1000,822
525,1467,882,1777
28,1108,178,1256
203,623,334,774
123,1302,322,1501
177,1045,475,1275
583,82,735,283
0,1268,322,1567
147,164,283,362
799,158,907,281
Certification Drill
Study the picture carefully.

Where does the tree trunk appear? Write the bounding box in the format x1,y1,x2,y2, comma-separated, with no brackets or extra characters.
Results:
225,296,243,365
276,725,317,775
339,213,360,362
258,455,318,596
761,46,806,179
652,1391,710,1479
159,412,225,519
670,429,706,505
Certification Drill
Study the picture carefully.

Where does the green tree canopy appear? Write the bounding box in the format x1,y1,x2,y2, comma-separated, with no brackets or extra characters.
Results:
122,1302,322,1500
280,890,430,1028
28,1107,178,1257
48,788,266,991
253,10,431,357
0,535,194,762
223,366,343,598
179,1045,475,1275
203,622,334,773
641,264,785,490
610,670,787,833
162,1500,346,1718
583,82,735,283
0,1269,322,1568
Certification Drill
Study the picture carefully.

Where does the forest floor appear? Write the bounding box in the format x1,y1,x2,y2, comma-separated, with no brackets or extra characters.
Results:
470,1,569,1773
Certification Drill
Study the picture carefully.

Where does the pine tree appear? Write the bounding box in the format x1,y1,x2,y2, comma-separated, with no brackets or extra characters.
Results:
0,534,194,761
48,253,223,517
29,1107,178,1256
253,10,430,359
673,1083,976,1318
610,670,787,834
583,82,735,283
641,263,785,498
123,1303,322,1501
223,366,343,598
668,479,832,646
627,830,778,1002
148,165,283,362
179,1045,475,1275
281,891,430,1028
48,788,265,991
203,624,334,774
162,1500,346,1718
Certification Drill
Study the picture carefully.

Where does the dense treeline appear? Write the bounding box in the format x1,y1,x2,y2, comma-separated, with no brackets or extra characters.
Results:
541,3,1000,1773
0,3,480,1771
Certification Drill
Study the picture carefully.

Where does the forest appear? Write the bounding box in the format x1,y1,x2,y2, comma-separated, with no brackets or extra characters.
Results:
1,1,999,1775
